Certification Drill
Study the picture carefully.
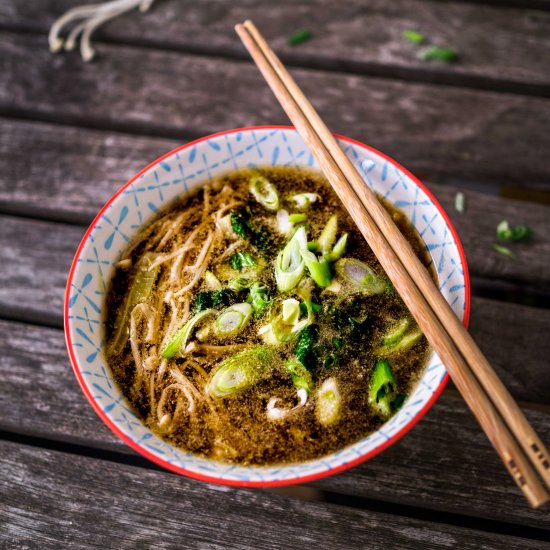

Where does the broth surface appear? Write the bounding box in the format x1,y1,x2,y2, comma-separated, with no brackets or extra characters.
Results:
104,167,434,465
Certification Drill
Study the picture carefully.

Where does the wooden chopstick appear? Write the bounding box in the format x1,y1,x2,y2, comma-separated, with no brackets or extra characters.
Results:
236,20,550,507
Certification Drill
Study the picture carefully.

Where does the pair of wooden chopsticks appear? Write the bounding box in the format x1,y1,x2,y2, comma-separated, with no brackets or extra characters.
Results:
235,20,550,507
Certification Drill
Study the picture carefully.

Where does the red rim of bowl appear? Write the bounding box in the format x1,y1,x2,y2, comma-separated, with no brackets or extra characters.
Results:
64,125,471,487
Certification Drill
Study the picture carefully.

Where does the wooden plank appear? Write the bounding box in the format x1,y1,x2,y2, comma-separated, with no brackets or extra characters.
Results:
2,33,550,187
3,441,545,550
2,0,550,95
2,319,550,529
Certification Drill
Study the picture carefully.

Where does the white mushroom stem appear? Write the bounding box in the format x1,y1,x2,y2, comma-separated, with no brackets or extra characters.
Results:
267,389,308,421
48,0,156,62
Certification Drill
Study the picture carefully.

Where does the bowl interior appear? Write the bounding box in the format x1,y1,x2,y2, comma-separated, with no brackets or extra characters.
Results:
65,127,468,486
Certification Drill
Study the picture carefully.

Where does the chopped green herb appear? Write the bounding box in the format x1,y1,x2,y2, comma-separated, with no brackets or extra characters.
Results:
229,209,272,251
294,324,319,370
230,210,248,239
418,46,458,63
493,244,515,258
332,337,343,350
497,220,532,242
247,282,271,314
403,30,425,45
454,192,465,213
288,29,312,46
229,251,256,270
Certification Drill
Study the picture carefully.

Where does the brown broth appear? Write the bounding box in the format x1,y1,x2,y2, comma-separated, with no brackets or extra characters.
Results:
104,166,435,466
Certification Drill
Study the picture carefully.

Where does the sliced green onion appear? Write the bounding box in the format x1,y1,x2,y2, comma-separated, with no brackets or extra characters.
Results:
307,241,319,252
418,46,458,63
318,215,338,254
493,244,515,258
289,213,307,223
286,361,313,394
376,330,423,356
382,318,410,346
403,29,425,45
290,193,319,210
110,253,159,355
203,270,222,290
454,192,465,214
247,282,271,314
276,209,292,235
288,29,312,46
497,220,532,242
250,175,279,211
275,226,307,292
316,377,341,426
300,249,332,288
229,251,256,270
161,309,215,358
368,359,396,417
335,258,386,294
324,233,348,262
228,276,252,291
208,345,274,398
282,298,300,324
214,303,252,338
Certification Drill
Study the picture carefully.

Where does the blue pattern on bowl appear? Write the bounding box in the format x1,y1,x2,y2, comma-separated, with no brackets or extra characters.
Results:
65,127,468,485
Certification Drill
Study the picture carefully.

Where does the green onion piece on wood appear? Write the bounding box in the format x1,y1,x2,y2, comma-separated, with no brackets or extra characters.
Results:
418,46,458,63
403,30,425,45
288,29,312,46
368,359,397,417
208,345,274,398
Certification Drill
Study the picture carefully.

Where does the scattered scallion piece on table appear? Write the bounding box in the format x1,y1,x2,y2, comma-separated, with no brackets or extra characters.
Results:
497,220,532,242
403,30,425,45
493,244,515,258
455,192,465,213
288,29,312,46
418,46,458,63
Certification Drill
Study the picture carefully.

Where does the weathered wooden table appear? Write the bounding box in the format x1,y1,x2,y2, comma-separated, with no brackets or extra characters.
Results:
2,1,550,548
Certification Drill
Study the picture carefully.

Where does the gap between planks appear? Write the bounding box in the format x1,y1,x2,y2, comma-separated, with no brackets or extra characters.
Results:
1,431,550,545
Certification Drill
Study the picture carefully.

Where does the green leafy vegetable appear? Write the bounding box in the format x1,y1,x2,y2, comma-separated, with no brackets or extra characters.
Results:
418,46,458,62
193,290,236,312
110,252,159,355
229,209,271,251
403,29,425,45
229,251,256,270
208,346,274,398
493,244,515,258
316,377,341,426
228,277,252,291
299,301,321,316
294,324,319,370
161,309,215,358
247,282,271,314
288,29,312,46
250,175,279,211
275,226,307,292
214,303,252,338
368,359,397,417
286,361,313,394
497,220,532,242
454,192,465,214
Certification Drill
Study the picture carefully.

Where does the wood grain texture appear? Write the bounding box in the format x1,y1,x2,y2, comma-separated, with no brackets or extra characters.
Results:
2,33,550,187
3,441,546,550
2,0,550,94
2,319,550,528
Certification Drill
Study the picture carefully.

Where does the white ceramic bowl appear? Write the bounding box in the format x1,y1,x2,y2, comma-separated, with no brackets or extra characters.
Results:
65,126,470,486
